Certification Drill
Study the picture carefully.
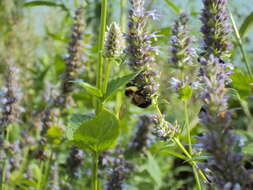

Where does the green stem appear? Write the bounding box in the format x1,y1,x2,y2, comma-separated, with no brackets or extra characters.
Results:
103,60,111,95
41,150,53,189
120,0,126,32
92,152,99,190
193,166,202,190
154,99,207,186
115,92,122,118
0,126,10,190
96,0,108,114
184,100,192,154
173,138,206,183
37,161,44,190
1,160,7,190
230,12,253,77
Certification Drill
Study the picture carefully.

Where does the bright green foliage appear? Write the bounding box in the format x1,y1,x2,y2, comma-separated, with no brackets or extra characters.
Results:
66,114,92,140
77,81,103,98
231,70,253,97
179,86,192,101
240,11,253,38
47,125,64,144
67,109,120,153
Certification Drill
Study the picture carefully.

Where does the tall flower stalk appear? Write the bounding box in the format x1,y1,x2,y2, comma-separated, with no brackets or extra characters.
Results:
105,146,133,190
169,12,195,70
40,8,85,137
200,0,232,57
0,59,19,190
103,22,124,94
167,13,204,190
198,0,252,189
125,0,159,108
168,12,196,152
0,61,18,129
59,7,85,105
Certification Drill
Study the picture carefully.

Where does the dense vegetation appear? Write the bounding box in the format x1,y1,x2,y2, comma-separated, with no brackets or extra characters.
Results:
0,0,253,189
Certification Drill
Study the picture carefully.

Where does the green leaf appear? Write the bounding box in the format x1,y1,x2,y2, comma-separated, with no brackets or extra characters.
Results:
239,12,253,38
242,143,253,156
24,1,68,11
46,125,64,144
145,151,162,188
231,71,253,97
105,72,139,99
179,86,192,100
156,27,171,40
76,81,103,98
73,109,120,153
160,149,186,160
21,179,37,188
66,114,92,140
184,155,209,163
163,0,180,14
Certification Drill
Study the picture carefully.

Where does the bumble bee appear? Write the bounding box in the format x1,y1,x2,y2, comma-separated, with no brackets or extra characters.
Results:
125,84,152,108
125,85,138,97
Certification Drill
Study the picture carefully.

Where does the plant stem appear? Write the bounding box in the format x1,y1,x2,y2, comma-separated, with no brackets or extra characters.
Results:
37,161,43,190
193,166,202,190
0,126,11,190
92,152,99,190
115,92,122,118
154,100,206,182
120,0,126,32
230,12,253,77
41,150,53,189
173,137,206,184
103,60,111,95
184,100,192,154
1,160,7,190
96,0,108,114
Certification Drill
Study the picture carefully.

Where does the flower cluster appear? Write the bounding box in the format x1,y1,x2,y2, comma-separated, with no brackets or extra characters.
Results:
168,13,199,94
40,8,85,138
128,114,155,152
0,61,19,129
105,146,134,190
197,1,252,187
152,114,178,141
58,7,85,105
198,55,252,188
65,147,84,178
200,0,232,57
125,0,159,108
169,12,195,69
104,22,124,59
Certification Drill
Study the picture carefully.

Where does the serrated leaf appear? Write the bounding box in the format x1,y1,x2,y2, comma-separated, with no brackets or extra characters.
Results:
179,86,192,101
66,114,92,140
239,12,253,38
77,81,103,98
73,109,119,153
105,72,139,99
24,1,68,11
